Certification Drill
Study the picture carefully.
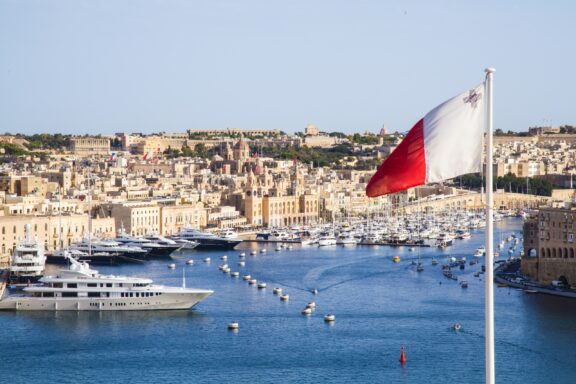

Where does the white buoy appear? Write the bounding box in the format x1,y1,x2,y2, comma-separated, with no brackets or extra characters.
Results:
231,271,240,277
238,261,245,267
168,263,176,269
227,321,239,330
186,259,194,265
273,287,283,295
257,282,267,289
203,257,211,263
280,294,289,301
324,314,336,322
249,278,257,285
243,274,252,281
301,307,313,316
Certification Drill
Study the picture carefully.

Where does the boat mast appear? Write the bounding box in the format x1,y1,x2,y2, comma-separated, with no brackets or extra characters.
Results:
88,169,92,257
58,185,63,251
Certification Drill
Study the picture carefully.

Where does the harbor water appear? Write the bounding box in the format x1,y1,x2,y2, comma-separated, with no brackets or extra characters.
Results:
1,218,575,383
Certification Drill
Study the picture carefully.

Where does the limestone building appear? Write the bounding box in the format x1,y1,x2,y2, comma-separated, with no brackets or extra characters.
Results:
522,205,576,285
69,137,110,156
0,215,115,265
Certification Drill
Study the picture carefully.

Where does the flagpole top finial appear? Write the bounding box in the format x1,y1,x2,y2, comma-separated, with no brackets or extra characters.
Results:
485,68,496,74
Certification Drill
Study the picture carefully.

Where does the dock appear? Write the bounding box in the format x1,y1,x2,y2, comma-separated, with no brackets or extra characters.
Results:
240,239,301,244
357,242,431,247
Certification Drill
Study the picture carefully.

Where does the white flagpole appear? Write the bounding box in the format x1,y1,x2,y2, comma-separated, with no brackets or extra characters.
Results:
484,67,495,384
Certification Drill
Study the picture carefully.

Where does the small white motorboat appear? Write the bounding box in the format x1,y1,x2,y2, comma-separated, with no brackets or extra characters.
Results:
324,314,336,322
227,321,239,330
221,255,228,260
203,257,211,263
257,282,267,289
250,251,257,255
238,261,245,267
243,274,252,281
273,287,283,295
452,323,462,331
186,259,194,265
230,271,240,277
168,263,176,269
280,294,289,301
248,279,257,285
306,301,316,309
260,249,267,254
301,307,312,316
239,252,246,258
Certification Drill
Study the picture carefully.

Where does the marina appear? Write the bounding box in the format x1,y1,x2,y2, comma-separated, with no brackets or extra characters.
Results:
1,218,575,383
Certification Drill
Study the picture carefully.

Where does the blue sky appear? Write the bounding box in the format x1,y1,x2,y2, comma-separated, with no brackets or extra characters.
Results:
0,0,574,135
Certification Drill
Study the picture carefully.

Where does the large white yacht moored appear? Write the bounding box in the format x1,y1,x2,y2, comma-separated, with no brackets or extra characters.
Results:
0,253,213,311
9,224,46,284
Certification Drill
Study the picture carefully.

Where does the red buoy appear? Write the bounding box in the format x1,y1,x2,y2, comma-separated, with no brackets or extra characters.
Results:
399,345,406,365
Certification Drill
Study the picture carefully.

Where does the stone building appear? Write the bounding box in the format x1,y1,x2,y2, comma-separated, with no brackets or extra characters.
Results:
69,137,110,156
160,203,207,235
187,128,280,137
522,206,576,285
0,215,115,265
108,201,161,236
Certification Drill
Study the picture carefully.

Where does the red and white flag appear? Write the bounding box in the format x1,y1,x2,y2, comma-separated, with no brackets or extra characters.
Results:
366,83,485,197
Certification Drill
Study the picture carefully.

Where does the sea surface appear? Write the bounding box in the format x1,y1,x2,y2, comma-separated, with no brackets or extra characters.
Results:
1,218,576,384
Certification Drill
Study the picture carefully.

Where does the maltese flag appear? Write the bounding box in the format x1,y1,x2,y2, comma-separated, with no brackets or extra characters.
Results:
366,83,485,197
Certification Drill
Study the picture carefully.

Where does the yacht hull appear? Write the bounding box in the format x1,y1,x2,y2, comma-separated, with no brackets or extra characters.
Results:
145,246,181,258
0,291,213,311
193,240,242,250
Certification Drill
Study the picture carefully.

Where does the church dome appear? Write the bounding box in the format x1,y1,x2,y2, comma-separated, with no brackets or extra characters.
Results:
233,138,250,150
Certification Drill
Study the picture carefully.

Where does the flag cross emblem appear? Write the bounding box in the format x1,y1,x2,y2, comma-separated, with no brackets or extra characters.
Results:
463,89,482,108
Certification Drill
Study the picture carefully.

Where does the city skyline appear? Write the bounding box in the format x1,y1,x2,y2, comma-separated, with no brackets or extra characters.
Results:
1,1,574,135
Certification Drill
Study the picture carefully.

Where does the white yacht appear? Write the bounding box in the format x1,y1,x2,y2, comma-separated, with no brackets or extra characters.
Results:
0,253,213,311
69,237,148,260
9,224,46,284
113,228,180,257
218,229,239,239
318,236,337,246
337,235,358,246
144,233,192,250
